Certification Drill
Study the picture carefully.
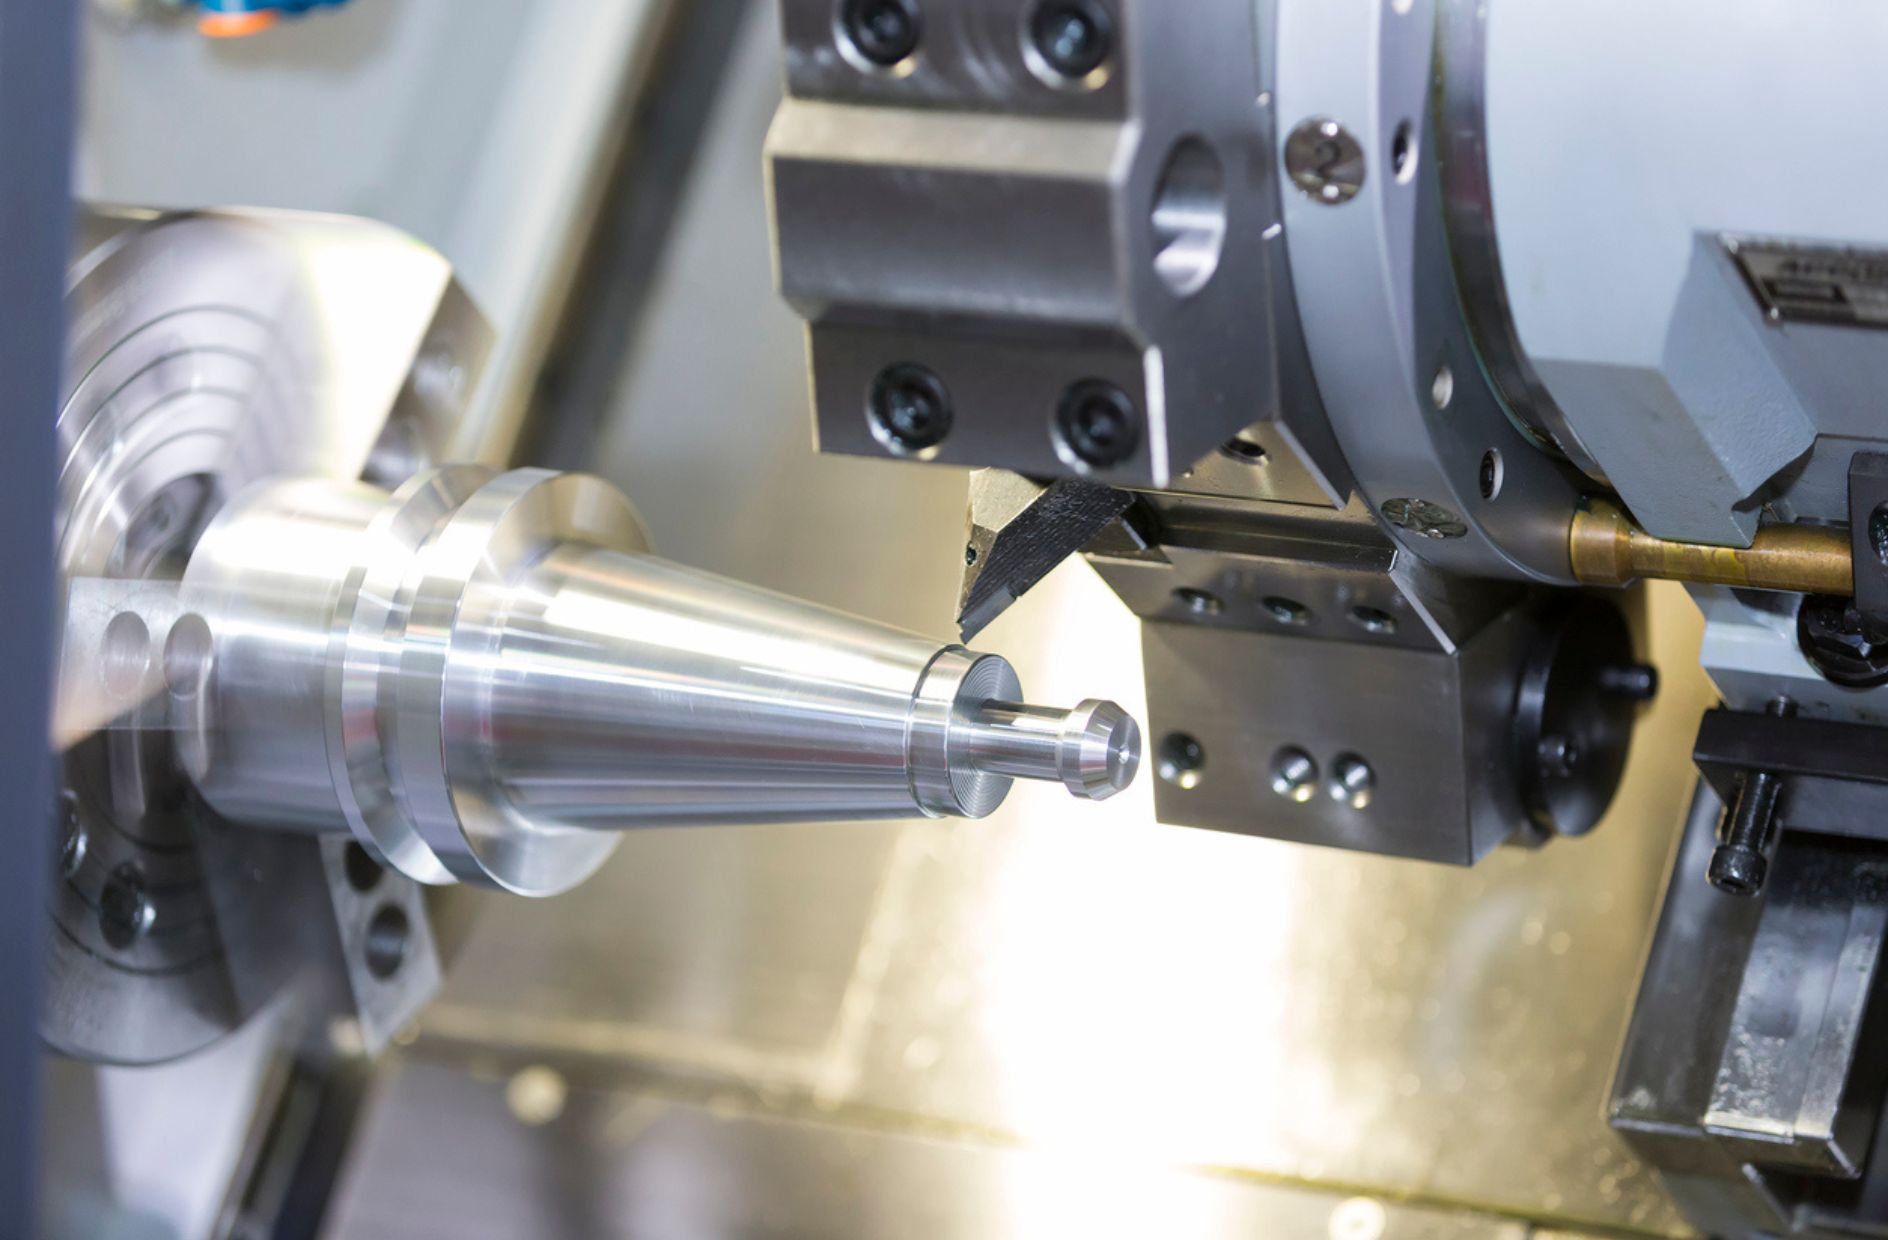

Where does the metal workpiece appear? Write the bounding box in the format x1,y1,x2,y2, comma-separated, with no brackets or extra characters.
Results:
179,466,1139,895
1570,497,1854,596
956,698,1140,801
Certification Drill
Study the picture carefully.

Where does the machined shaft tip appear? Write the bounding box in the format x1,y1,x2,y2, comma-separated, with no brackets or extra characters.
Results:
957,697,1142,802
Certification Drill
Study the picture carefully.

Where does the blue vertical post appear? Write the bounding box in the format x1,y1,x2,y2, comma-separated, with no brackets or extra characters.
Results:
0,0,76,1230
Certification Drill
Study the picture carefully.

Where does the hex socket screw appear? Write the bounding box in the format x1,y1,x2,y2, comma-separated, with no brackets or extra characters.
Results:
1707,698,1793,897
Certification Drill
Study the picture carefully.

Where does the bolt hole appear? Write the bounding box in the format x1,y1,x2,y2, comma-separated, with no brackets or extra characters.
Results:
867,362,952,458
1269,746,1319,802
1053,378,1140,471
1172,587,1223,617
1391,119,1417,184
1219,431,1268,464
838,0,922,70
344,841,386,894
1479,449,1504,500
1263,596,1312,626
1327,752,1376,809
1349,605,1398,636
1430,364,1454,411
163,612,213,699
1150,138,1228,297
1024,0,1114,86
102,611,152,699
364,905,410,980
1157,732,1205,790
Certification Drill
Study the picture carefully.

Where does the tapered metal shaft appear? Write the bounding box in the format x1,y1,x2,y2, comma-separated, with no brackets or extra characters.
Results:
180,467,1140,895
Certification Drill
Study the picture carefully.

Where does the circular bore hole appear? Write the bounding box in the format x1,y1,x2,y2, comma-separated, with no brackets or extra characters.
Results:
102,611,152,699
98,862,153,950
1479,449,1505,500
1391,119,1417,184
1219,431,1268,464
364,905,411,980
1349,605,1398,636
838,0,921,69
1053,378,1141,471
1870,502,1888,568
162,612,213,699
1172,587,1224,617
1157,732,1205,790
1025,0,1114,84
344,841,386,894
867,362,953,458
1150,138,1228,297
1263,596,1312,626
1327,752,1376,809
1269,746,1319,803
1430,363,1455,411
964,544,979,567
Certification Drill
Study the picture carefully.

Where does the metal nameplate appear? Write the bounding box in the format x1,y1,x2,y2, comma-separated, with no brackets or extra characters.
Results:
1729,237,1888,328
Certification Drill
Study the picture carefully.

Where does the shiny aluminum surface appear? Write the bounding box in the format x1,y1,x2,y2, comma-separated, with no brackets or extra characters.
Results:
182,466,1139,896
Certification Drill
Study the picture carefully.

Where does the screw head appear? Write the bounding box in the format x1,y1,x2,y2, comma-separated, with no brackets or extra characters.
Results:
1054,379,1140,471
1027,1,1112,80
1327,753,1375,810
1380,497,1467,540
1269,746,1319,803
1708,844,1767,897
841,0,922,67
868,362,952,456
1284,117,1366,204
